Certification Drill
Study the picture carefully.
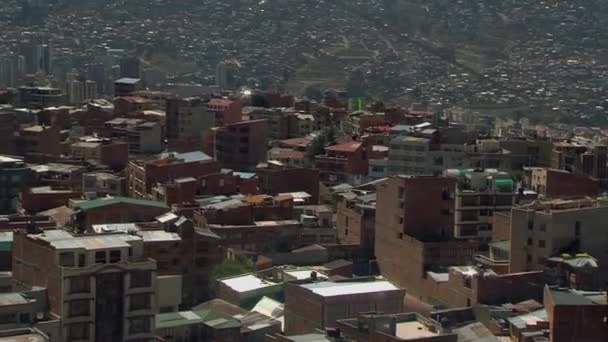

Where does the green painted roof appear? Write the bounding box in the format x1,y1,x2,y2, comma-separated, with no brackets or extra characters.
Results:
0,232,12,252
72,196,168,211
156,311,203,329
193,309,240,329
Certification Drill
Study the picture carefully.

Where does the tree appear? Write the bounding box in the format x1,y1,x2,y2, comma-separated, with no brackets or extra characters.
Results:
306,132,327,163
305,127,337,163
208,256,253,294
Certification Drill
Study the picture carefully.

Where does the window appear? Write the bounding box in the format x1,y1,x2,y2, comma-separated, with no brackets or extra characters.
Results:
19,313,29,323
399,201,404,209
195,257,207,267
0,314,15,324
129,317,151,334
574,221,581,236
345,217,349,227
526,254,532,263
130,271,152,288
527,238,533,246
398,187,404,199
68,323,89,340
130,293,151,311
538,240,546,248
398,217,404,224
69,276,90,294
69,299,90,317
109,250,121,263
344,228,349,236
196,242,209,253
78,254,85,267
95,251,106,264
59,252,74,267
528,220,534,230
540,223,546,232
463,277,471,289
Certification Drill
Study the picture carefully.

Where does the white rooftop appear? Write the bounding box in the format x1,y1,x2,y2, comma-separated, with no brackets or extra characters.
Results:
396,321,437,339
301,280,399,297
221,274,278,293
285,270,327,280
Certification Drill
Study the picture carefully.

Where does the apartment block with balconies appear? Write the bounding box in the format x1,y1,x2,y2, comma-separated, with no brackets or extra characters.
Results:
12,229,157,342
445,168,516,242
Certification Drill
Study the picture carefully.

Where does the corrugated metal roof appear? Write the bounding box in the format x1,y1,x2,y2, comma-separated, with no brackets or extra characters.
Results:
141,230,181,242
301,280,399,297
72,196,168,211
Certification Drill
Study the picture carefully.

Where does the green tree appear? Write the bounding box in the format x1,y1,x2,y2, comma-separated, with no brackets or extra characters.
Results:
209,256,253,294
305,127,337,163
306,132,327,163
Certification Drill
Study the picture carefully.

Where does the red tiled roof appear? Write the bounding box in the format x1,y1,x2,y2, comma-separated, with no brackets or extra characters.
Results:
275,137,312,147
325,142,362,153
277,150,305,159
117,96,151,104
208,98,233,107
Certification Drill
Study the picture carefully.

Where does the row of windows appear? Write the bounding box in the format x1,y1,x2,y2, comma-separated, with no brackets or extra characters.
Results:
68,294,151,319
67,271,151,294
527,238,546,248
59,250,124,268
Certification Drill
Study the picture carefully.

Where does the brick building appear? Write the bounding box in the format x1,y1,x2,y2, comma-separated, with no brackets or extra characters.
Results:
103,118,163,154
199,170,259,196
16,125,62,158
201,119,268,171
528,167,600,198
206,98,243,126
552,142,607,181
424,266,544,308
165,97,215,150
336,312,458,342
256,164,320,204
113,96,157,116
315,142,369,185
543,286,607,342
375,176,477,297
12,229,158,342
69,138,129,171
18,186,81,214
82,172,126,197
335,191,376,257
69,196,169,233
94,218,222,307
378,176,457,240
284,278,404,335
127,151,220,199
207,220,301,254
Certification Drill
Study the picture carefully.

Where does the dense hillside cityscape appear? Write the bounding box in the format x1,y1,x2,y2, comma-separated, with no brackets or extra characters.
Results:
0,0,606,341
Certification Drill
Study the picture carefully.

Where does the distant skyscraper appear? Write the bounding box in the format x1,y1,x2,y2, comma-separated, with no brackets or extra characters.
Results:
0,54,19,87
37,44,51,75
86,63,105,94
119,56,140,79
85,80,97,100
215,60,239,90
68,79,84,104
18,32,48,75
